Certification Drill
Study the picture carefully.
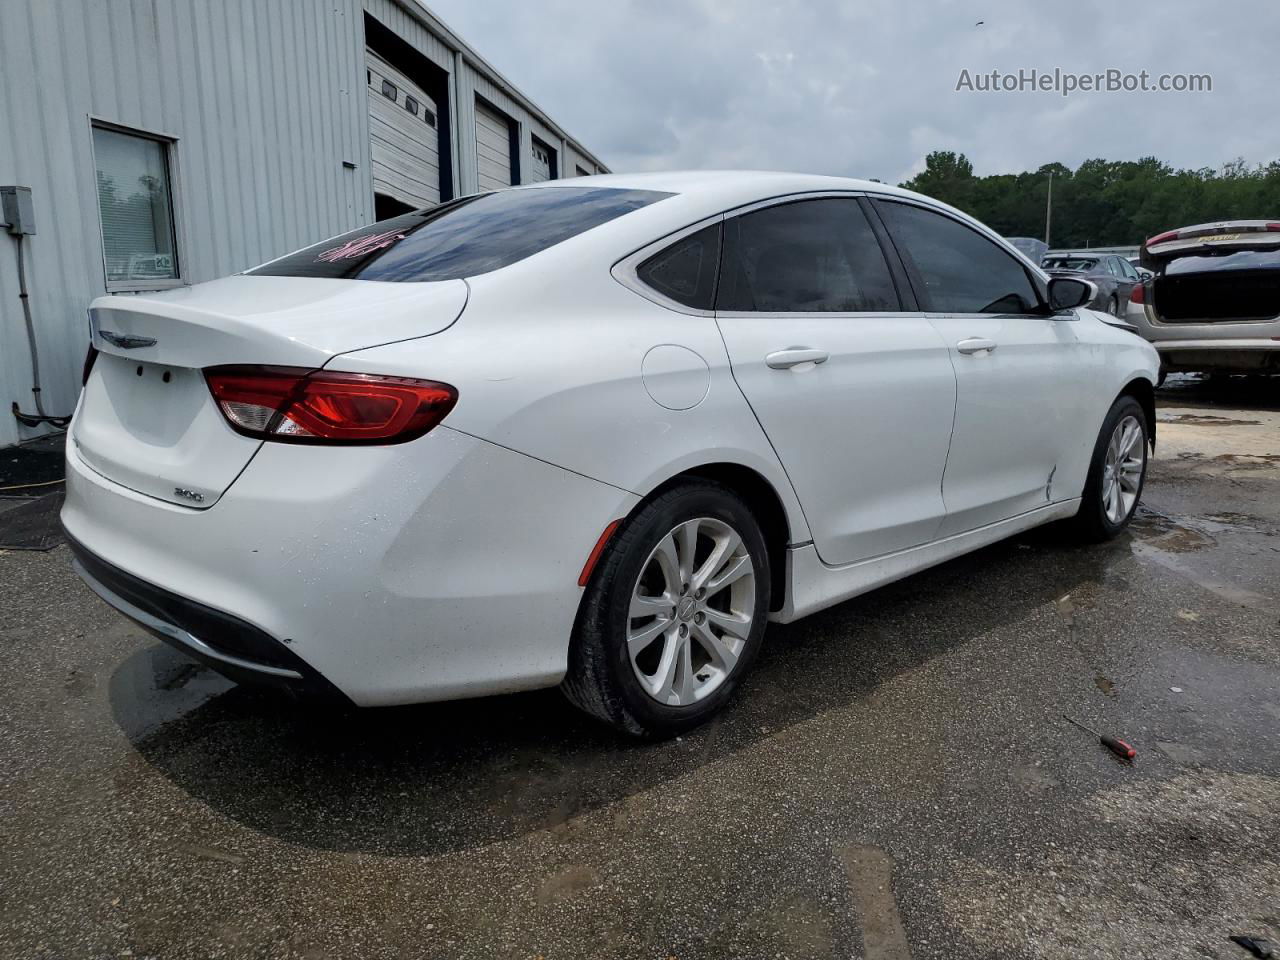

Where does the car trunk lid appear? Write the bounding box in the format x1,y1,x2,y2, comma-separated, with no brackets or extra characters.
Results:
74,275,468,507
1141,223,1280,324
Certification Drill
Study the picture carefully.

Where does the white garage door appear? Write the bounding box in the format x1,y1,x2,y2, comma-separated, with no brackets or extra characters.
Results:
475,99,514,192
530,137,554,183
367,49,440,209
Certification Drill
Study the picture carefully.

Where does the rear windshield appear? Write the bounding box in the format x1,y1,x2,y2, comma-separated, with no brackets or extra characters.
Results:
248,186,672,281
1165,249,1280,274
1044,258,1097,271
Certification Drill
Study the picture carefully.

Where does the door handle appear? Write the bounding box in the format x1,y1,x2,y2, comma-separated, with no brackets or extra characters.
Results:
765,347,830,369
956,337,997,355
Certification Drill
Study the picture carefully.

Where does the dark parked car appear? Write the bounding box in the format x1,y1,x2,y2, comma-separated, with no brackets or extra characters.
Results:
1131,220,1280,375
1041,252,1142,316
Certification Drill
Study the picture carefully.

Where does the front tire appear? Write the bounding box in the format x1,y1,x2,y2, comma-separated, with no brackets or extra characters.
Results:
1071,395,1149,541
562,480,770,737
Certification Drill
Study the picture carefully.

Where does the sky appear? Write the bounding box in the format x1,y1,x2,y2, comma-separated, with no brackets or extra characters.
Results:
428,0,1280,184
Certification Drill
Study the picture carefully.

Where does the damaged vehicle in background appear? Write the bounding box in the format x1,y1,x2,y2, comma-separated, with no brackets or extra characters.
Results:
1006,236,1048,264
1042,251,1142,317
1131,220,1280,377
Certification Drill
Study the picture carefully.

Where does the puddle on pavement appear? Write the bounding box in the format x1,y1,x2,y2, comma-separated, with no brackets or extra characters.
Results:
1129,510,1215,553
1159,413,1262,426
1212,452,1280,467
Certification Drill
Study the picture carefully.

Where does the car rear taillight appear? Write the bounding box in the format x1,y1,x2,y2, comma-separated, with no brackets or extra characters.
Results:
1147,229,1179,246
81,344,99,386
1267,222,1280,232
204,366,457,444
1129,282,1145,305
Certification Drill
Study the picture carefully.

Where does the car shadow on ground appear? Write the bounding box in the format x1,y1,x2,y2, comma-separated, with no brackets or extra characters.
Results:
111,525,1123,858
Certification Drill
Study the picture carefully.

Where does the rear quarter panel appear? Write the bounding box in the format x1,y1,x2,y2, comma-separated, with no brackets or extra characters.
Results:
330,251,812,547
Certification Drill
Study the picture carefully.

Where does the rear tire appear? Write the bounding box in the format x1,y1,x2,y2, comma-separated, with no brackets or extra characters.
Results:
562,480,770,737
1108,296,1120,317
1070,395,1149,542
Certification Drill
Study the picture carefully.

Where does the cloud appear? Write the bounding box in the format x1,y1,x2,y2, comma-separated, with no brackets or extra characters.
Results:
428,0,1280,183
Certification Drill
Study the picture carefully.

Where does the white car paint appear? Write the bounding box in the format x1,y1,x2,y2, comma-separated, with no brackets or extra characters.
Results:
63,171,1159,709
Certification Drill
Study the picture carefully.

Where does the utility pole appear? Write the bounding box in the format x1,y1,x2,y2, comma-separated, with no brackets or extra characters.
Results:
1045,170,1054,248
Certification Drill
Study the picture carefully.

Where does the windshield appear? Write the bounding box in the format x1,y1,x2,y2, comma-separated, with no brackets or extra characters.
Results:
248,186,672,281
1044,257,1098,271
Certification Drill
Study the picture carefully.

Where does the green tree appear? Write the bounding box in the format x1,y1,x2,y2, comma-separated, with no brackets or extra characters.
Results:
899,154,1280,247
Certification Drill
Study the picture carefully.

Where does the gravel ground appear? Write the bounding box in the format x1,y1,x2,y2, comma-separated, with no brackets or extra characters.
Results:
1,376,1277,960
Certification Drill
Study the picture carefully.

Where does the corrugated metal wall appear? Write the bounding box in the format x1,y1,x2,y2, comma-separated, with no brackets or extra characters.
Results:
0,0,607,448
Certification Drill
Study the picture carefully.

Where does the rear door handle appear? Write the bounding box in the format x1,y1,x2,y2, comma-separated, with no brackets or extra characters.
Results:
956,337,997,355
765,347,830,369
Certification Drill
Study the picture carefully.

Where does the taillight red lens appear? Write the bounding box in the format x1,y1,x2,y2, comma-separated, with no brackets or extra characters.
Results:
1267,222,1280,232
204,366,457,444
1147,229,1179,246
1129,282,1145,305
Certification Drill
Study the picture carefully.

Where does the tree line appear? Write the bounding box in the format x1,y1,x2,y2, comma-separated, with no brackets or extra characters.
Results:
899,151,1280,249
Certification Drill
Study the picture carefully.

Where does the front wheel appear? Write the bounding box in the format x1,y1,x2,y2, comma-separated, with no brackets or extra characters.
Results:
1071,395,1149,541
562,480,770,737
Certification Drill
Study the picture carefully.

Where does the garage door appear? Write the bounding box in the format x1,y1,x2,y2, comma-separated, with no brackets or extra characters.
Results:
475,98,514,192
367,49,440,210
530,137,554,183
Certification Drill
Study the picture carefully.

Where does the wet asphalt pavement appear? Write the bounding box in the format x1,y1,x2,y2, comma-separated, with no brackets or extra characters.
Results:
2,377,1278,960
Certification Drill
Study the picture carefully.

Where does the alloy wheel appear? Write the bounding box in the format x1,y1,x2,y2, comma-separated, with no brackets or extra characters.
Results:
1101,414,1144,524
627,517,756,706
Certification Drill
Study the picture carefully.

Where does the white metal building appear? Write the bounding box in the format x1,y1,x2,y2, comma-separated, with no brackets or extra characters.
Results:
0,0,608,448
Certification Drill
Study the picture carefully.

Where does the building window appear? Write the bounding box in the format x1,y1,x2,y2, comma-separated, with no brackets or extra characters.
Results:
91,124,180,288
423,108,436,128
404,94,419,116
381,78,397,101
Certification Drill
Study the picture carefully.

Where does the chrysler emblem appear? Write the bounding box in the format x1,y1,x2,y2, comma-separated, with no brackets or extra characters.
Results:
98,330,157,350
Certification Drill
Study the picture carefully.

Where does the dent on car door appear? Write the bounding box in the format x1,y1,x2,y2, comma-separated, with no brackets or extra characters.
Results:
713,196,957,567
872,198,1092,537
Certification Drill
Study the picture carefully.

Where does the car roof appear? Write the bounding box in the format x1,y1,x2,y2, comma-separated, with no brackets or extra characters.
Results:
512,169,957,223
521,169,912,198
489,170,1048,282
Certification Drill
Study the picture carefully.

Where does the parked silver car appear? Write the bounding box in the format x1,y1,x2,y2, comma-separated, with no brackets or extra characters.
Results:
1131,220,1280,376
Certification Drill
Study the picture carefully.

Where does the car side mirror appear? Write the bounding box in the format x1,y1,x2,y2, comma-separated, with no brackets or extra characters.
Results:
1047,276,1095,312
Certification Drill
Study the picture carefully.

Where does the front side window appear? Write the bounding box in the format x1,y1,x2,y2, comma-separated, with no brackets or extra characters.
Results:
717,198,899,312
249,186,672,282
636,223,721,310
876,200,1040,314
92,124,179,287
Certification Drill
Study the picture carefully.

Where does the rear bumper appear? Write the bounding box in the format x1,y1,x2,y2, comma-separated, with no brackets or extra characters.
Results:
61,425,639,706
68,534,348,701
1153,339,1280,373
1153,338,1280,352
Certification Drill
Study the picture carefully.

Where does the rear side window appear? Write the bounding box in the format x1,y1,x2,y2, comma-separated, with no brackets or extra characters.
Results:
717,198,899,312
876,200,1040,314
248,186,672,282
635,223,721,310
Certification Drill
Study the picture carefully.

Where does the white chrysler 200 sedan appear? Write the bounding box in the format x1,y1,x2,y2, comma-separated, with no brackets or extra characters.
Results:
63,172,1159,736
